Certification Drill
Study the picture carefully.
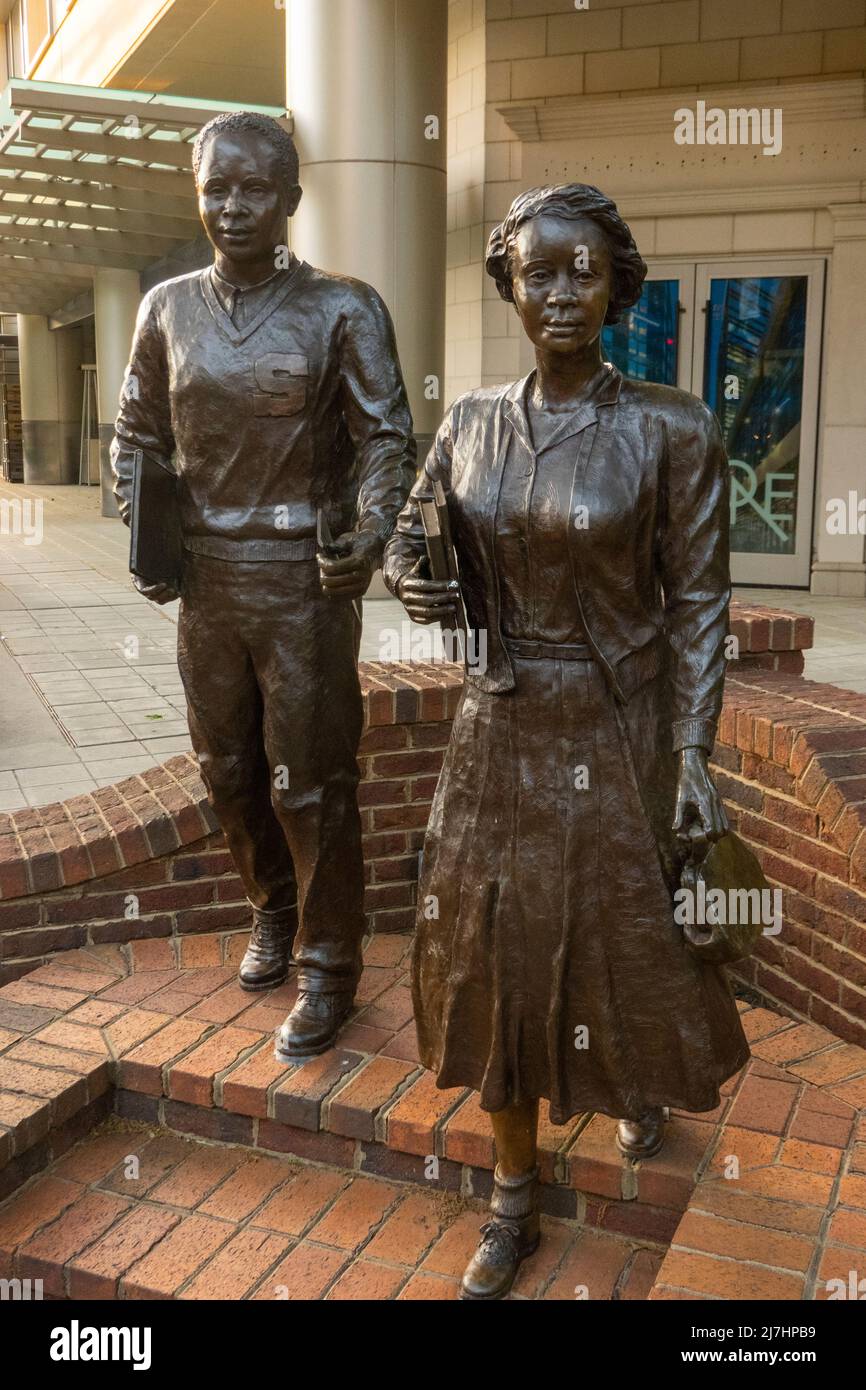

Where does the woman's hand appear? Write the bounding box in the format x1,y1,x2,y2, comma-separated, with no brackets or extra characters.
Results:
672,746,729,863
397,558,459,625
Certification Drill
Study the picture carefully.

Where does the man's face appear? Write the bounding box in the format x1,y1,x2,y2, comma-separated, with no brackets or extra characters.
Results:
197,130,299,264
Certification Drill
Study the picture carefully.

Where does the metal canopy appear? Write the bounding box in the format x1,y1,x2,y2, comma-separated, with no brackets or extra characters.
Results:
0,79,292,317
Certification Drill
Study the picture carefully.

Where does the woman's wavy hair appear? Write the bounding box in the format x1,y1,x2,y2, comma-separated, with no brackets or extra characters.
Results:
485,183,647,326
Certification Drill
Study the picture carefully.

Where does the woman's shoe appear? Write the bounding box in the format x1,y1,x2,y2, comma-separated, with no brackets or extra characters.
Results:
460,1166,540,1300
615,1105,667,1159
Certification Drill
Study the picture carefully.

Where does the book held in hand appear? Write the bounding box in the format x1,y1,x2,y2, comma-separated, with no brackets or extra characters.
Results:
418,478,466,657
129,449,183,590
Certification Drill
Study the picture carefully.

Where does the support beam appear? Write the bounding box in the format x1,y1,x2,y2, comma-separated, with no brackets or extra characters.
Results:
0,229,150,270
0,151,193,198
0,221,183,257
0,175,198,221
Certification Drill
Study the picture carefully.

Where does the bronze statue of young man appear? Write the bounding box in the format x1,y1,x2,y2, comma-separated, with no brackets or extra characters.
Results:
111,111,415,1057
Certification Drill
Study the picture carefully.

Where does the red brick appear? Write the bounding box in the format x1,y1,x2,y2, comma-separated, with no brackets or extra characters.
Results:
326,1056,417,1141
788,1098,854,1149
778,1137,844,1175
167,1026,262,1106
51,1133,143,1185
673,1209,814,1273
379,1021,421,1064
326,1257,407,1299
187,981,253,1025
564,1114,626,1201
397,1270,459,1299
751,1023,835,1067
385,1073,464,1156
179,1226,291,1300
99,1133,193,1198
830,1075,866,1109
620,1247,665,1301
250,1241,346,1300
363,1190,451,1266
787,1044,866,1086
197,1155,290,1221
544,1230,632,1301
220,1041,288,1117
122,1214,231,1299
704,1125,779,1177
253,1166,349,1237
658,1247,804,1299
272,1049,365,1131
689,1182,825,1237
31,1019,108,1056
838,1173,866,1209
147,1146,246,1208
634,1118,716,1211
18,1190,130,1297
441,1090,497,1169
827,1207,866,1250
725,1074,798,1134
0,1089,51,1151
67,1205,182,1299
0,979,89,1012
103,1009,174,1057
307,1176,400,1250
0,1176,82,1269
421,1211,485,1278
116,1017,213,1095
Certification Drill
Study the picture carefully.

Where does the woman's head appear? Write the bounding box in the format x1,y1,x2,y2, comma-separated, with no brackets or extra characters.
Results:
486,184,646,356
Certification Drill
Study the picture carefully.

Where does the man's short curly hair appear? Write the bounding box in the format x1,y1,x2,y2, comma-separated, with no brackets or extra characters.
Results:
485,183,647,326
192,111,300,191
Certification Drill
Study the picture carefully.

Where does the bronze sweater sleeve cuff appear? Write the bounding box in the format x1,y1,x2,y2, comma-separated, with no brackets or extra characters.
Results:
672,718,717,754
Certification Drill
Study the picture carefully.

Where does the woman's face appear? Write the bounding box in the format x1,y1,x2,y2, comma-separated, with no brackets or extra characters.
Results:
510,214,613,356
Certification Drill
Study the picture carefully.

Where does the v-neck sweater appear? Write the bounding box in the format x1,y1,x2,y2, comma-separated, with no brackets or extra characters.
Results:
111,259,415,552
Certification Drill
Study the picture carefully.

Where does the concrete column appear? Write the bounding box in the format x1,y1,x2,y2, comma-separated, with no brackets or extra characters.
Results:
55,325,84,484
812,205,866,597
286,0,448,452
17,315,62,484
94,268,141,517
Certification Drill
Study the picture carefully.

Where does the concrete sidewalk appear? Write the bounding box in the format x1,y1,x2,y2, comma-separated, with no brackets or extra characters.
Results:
0,480,863,814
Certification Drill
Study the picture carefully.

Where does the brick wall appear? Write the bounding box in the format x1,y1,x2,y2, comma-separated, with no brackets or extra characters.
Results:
4,603,865,1053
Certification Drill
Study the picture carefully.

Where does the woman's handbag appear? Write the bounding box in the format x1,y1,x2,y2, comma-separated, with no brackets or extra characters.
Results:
677,831,772,965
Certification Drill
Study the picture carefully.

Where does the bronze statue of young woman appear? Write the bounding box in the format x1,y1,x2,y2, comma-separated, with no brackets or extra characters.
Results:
383,184,751,1301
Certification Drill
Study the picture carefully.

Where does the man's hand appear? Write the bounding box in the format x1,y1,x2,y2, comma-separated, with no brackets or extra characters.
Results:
133,574,180,605
318,531,382,600
672,746,729,864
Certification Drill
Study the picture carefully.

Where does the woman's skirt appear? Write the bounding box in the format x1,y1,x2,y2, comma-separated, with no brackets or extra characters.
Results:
413,655,751,1125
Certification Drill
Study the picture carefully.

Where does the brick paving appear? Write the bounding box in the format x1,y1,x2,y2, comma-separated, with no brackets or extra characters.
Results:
0,930,864,1298
0,1119,662,1300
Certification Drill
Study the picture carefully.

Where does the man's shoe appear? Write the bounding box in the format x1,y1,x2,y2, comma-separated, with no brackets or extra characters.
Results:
616,1105,667,1159
238,904,297,993
460,1166,540,1301
274,989,354,1059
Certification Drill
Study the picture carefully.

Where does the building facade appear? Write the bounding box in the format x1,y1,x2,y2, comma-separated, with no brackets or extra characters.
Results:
0,0,864,593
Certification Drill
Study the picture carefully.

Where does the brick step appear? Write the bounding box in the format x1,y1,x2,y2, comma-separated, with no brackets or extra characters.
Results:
2,932,865,1299
0,1121,663,1300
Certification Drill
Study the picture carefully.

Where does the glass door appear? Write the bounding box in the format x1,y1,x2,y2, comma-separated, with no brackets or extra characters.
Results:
692,259,824,588
602,264,694,390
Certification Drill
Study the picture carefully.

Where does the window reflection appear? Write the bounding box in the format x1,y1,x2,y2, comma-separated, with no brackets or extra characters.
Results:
703,276,806,557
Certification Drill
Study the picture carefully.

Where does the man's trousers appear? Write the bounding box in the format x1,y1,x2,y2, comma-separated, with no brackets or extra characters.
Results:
177,552,365,993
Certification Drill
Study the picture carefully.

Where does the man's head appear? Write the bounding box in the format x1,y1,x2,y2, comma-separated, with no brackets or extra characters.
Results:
193,112,302,269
